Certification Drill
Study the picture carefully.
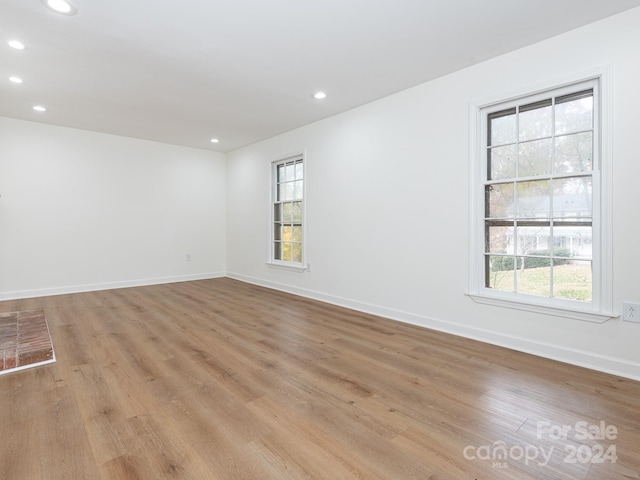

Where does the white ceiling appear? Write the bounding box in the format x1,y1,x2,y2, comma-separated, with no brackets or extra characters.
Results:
2,0,640,152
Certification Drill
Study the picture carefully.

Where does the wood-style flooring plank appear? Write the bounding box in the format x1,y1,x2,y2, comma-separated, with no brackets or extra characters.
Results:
1,278,639,479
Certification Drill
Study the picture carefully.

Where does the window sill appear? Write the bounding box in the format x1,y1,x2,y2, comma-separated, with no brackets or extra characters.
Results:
266,261,308,273
466,293,616,323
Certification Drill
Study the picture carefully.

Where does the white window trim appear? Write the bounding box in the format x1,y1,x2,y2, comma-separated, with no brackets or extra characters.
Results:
267,150,308,272
467,67,614,323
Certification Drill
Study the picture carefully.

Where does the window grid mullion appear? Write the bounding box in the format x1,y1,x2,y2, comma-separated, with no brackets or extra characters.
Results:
549,96,556,298
514,105,520,294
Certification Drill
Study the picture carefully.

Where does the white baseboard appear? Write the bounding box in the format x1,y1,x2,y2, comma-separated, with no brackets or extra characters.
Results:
227,272,640,382
0,272,226,301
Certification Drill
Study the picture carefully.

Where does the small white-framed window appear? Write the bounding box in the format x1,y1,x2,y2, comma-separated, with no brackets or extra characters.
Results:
270,153,305,268
468,71,613,323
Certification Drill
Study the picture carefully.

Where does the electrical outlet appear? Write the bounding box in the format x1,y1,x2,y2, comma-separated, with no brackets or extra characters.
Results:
622,302,640,323
186,253,191,262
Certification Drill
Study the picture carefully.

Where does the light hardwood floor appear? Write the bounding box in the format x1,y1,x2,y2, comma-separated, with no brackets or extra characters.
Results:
1,278,638,479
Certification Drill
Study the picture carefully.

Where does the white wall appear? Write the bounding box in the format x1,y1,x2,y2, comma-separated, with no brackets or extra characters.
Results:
226,8,640,380
0,117,226,298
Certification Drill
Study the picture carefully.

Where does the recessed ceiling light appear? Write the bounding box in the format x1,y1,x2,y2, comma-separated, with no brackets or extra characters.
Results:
313,91,327,100
41,0,77,15
9,76,23,84
33,105,47,112
8,40,26,50
210,138,220,144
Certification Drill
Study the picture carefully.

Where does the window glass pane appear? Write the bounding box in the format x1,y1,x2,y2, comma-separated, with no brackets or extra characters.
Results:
274,225,282,241
517,259,551,297
295,162,303,180
278,184,287,202
517,180,550,218
489,109,516,146
287,182,296,200
487,255,515,291
294,180,303,200
552,223,592,258
486,224,513,254
292,226,302,242
554,132,592,175
283,202,292,222
282,226,292,241
519,101,552,141
488,144,516,180
555,93,593,135
280,182,295,201
486,183,514,218
293,243,302,263
281,243,292,262
274,242,282,260
277,165,285,183
516,225,550,256
285,163,295,181
518,139,552,177
292,202,302,223
553,177,592,219
274,203,282,222
553,259,592,302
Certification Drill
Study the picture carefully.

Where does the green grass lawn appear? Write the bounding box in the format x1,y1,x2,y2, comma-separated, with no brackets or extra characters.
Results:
491,263,592,302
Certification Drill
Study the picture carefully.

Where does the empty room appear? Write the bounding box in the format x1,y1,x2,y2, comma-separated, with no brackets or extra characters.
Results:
1,0,640,479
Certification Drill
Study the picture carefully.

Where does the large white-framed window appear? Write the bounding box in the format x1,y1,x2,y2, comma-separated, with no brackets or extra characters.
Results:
468,70,613,323
269,153,305,270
